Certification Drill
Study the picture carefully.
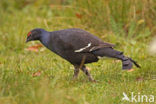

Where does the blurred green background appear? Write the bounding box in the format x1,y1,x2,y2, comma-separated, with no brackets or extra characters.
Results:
0,0,156,104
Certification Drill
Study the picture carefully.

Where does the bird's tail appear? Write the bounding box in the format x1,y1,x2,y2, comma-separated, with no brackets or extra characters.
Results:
122,57,141,69
92,47,141,70
129,58,141,68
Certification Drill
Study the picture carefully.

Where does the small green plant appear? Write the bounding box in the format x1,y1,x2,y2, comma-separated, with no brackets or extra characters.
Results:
0,0,155,104
75,0,156,38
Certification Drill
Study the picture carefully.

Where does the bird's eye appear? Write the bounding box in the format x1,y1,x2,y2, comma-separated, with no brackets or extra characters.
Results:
27,32,32,37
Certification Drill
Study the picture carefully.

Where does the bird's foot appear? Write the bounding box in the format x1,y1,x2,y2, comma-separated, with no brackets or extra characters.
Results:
72,76,78,80
127,69,135,72
89,78,97,83
90,79,97,83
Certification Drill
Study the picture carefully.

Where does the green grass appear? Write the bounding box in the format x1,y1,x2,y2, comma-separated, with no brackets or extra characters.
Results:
0,0,156,104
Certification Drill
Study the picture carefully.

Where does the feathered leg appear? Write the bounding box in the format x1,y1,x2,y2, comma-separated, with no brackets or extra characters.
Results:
81,66,95,82
92,47,140,70
73,65,80,79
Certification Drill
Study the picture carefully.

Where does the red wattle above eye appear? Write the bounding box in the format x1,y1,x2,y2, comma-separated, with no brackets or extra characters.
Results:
27,32,31,37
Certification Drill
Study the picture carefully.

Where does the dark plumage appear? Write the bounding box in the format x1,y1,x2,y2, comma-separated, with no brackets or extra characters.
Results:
26,28,140,81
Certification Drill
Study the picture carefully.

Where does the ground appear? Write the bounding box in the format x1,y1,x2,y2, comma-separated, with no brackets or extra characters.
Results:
0,0,156,104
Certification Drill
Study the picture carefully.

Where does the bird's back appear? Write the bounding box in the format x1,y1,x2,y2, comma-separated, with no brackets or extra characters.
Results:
42,28,114,65
50,28,114,51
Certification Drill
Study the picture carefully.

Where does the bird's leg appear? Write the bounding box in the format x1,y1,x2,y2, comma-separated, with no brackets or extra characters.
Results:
73,65,80,80
81,66,96,82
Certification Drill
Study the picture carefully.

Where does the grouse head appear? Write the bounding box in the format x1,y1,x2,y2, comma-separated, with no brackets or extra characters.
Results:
26,28,45,42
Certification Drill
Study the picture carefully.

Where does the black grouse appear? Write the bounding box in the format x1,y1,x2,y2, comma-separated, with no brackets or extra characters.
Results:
26,28,140,81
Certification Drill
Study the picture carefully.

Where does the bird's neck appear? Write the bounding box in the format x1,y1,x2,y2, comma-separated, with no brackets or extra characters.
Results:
40,31,50,46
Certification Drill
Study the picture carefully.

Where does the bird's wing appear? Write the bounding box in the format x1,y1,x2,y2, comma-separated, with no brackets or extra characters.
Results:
74,42,115,53
89,43,115,52
55,28,115,53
